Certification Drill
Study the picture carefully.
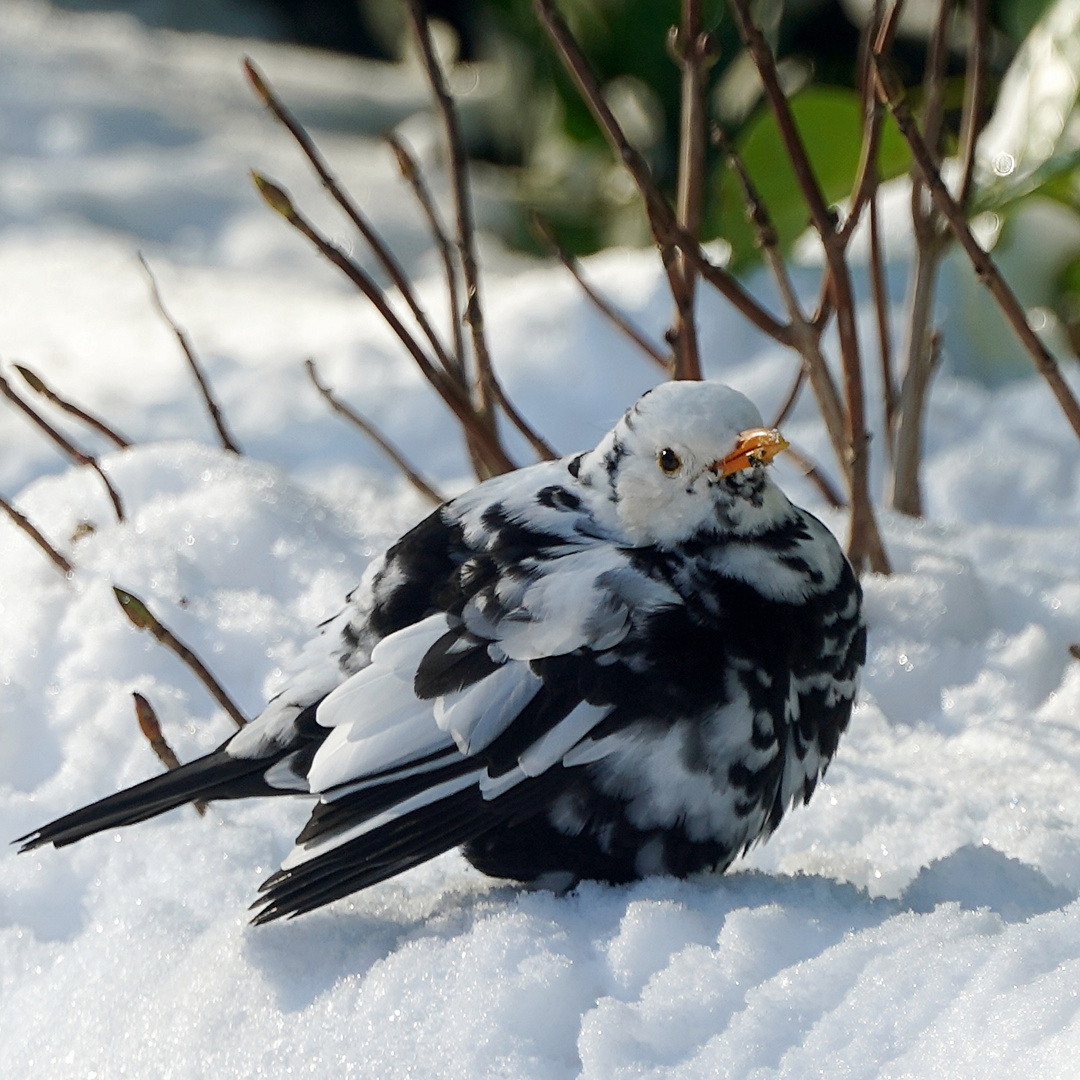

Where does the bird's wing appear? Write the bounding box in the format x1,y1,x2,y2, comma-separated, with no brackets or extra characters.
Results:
252,477,684,920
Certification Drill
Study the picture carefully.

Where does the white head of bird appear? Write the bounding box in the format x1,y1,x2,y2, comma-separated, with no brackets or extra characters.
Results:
578,381,792,548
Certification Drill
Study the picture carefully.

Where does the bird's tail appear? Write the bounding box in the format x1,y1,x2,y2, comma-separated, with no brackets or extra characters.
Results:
15,743,288,852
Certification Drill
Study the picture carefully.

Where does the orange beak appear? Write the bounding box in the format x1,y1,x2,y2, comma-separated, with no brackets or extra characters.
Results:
711,427,789,478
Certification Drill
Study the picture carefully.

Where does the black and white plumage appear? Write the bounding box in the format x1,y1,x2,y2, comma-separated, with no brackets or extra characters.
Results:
18,381,865,922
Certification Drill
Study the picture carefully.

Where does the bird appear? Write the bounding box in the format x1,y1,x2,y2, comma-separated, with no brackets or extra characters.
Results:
17,380,865,922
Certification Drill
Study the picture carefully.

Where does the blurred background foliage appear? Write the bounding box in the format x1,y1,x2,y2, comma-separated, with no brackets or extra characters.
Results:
51,0,1080,364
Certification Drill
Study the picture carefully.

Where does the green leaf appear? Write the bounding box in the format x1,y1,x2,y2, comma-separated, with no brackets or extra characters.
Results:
711,87,910,271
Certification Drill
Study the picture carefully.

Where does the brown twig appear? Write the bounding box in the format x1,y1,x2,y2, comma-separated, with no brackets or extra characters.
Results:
139,255,242,455
713,125,807,326
244,58,459,380
532,0,790,346
0,370,125,521
113,586,248,730
14,364,131,449
874,55,1080,443
304,359,445,505
837,0,905,249
730,0,889,574
385,131,467,376
770,366,807,429
785,443,847,510
133,692,207,815
404,0,501,470
532,215,670,369
868,192,897,454
667,0,711,380
252,171,518,474
957,0,987,211
0,493,74,575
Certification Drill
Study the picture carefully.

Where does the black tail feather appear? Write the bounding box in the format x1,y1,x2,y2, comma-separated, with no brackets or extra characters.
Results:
250,774,558,923
15,744,289,852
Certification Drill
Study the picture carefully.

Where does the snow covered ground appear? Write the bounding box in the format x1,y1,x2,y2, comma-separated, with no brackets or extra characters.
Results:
2,3,1080,1077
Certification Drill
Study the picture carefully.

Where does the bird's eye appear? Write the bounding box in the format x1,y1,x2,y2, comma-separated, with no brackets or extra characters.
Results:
657,448,682,475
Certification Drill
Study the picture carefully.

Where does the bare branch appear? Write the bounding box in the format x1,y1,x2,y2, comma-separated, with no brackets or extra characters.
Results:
957,0,988,210
770,366,806,429
403,1,499,437
244,58,458,380
785,443,848,510
0,492,73,575
667,0,712,380
385,131,467,375
138,255,242,455
113,586,248,730
729,0,889,573
14,364,131,449
532,215,670,369
252,171,517,474
868,193,898,452
133,692,207,815
0,369,125,521
713,125,807,325
532,0,791,346
305,359,445,505
874,56,1080,444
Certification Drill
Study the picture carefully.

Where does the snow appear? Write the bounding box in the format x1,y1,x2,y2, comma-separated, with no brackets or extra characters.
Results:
2,3,1080,1077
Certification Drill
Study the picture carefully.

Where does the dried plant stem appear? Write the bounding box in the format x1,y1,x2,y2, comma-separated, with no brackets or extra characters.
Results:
0,493,73,575
404,0,500,466
874,56,1080,443
957,0,987,209
139,255,242,455
667,0,709,380
113,586,248,730
868,194,897,454
532,0,789,346
770,367,806,429
244,59,458,380
385,132,467,375
0,371,125,521
785,444,847,510
532,216,669,369
14,364,131,449
252,172,517,474
305,359,444,505
133,692,207,815
730,0,889,574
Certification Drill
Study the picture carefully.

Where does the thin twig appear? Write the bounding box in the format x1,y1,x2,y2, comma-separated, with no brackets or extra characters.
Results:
532,0,791,346
770,366,807,429
139,255,242,455
837,0,905,249
0,493,73,575
874,55,1080,443
957,0,988,210
113,586,248,730
133,692,207,815
785,443,847,509
14,364,131,449
730,0,890,574
868,192,897,454
385,131,467,376
713,125,807,325
668,0,710,380
404,1,500,461
532,215,670,369
252,172,518,474
244,58,459,380
0,370,125,521
305,359,445,505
